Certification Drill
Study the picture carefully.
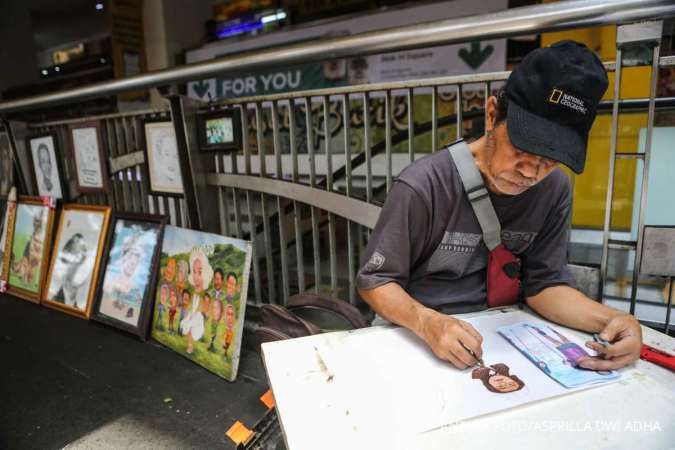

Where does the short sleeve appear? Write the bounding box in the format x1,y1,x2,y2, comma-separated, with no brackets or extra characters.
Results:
356,180,430,291
521,185,577,298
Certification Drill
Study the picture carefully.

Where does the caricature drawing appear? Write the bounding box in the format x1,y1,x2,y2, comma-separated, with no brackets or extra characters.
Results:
472,363,525,394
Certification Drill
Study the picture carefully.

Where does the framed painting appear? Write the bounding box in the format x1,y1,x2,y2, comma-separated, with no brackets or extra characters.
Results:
0,198,14,284
143,120,184,196
7,197,55,303
92,213,167,339
196,108,242,152
69,120,109,193
150,225,252,382
28,134,67,200
0,131,13,196
43,204,111,319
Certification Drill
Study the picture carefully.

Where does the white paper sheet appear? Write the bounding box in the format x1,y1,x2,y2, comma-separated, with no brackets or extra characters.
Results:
315,311,636,437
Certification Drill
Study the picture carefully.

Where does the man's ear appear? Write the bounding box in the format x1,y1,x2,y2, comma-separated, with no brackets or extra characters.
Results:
485,95,498,133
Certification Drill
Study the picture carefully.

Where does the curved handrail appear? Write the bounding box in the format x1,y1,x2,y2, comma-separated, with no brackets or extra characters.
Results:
205,173,381,229
1,0,673,113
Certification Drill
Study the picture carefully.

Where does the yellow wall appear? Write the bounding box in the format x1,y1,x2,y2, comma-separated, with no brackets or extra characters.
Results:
541,5,651,230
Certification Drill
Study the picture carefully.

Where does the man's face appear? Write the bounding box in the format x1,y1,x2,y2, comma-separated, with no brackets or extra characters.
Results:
164,259,176,282
483,122,558,196
38,147,52,176
214,271,223,290
226,275,237,296
177,265,186,284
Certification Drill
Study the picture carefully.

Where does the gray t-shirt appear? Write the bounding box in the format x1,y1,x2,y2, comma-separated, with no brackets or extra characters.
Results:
356,142,576,314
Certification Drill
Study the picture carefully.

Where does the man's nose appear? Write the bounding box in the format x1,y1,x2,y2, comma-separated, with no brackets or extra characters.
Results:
516,152,541,179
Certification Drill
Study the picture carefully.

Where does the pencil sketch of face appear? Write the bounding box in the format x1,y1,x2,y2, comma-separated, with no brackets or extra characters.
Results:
472,363,525,394
38,144,53,191
74,128,102,186
154,132,178,182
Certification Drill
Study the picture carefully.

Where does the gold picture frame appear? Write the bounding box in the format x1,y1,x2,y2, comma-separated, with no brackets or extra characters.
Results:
42,204,111,319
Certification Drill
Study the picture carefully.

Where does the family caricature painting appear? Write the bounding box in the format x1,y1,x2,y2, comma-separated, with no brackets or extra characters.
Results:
151,225,252,381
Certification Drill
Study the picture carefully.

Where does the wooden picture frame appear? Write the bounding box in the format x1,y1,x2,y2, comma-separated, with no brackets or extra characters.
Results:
69,120,109,194
27,133,67,200
196,108,242,152
42,204,111,319
0,198,15,284
0,131,13,197
91,212,167,340
6,196,55,303
142,119,185,197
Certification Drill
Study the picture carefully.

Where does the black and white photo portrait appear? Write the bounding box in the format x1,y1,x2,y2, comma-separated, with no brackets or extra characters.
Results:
29,135,64,199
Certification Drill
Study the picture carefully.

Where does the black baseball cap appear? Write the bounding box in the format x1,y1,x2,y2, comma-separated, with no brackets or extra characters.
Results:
505,40,609,174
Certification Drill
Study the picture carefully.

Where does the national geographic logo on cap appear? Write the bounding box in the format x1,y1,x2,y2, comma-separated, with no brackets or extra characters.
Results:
548,88,587,115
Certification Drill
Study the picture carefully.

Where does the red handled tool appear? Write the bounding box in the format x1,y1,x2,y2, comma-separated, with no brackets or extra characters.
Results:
640,344,675,372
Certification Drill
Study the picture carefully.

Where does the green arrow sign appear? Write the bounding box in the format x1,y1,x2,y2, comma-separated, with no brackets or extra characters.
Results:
192,80,211,100
458,42,494,70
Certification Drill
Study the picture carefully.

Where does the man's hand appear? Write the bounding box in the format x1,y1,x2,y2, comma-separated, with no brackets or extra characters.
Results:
577,314,643,371
417,308,484,369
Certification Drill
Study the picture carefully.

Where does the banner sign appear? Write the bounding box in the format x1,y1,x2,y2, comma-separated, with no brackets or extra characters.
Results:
186,0,507,101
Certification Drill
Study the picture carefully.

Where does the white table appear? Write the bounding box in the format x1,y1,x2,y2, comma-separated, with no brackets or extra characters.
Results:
262,308,675,450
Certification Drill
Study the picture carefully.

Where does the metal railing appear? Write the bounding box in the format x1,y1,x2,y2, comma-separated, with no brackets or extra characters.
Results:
19,109,190,227
0,0,674,113
1,0,674,329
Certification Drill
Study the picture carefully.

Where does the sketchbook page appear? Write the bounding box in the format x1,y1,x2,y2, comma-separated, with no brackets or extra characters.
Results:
316,310,636,437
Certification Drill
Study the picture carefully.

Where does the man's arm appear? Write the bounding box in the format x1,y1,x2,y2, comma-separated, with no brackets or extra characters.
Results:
358,282,484,369
527,285,643,370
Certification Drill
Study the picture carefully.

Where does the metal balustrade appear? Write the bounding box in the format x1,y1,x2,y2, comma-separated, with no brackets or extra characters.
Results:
1,0,674,329
19,109,190,227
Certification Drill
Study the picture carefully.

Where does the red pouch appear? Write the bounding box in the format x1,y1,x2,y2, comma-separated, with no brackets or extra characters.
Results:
487,243,521,308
